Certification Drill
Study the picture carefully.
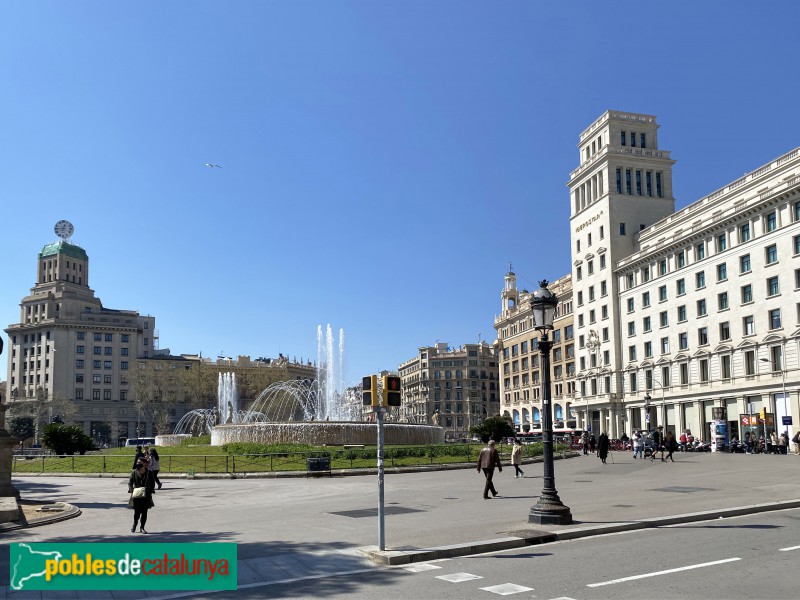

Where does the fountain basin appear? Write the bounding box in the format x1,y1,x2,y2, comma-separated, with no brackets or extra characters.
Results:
156,434,191,447
211,422,444,446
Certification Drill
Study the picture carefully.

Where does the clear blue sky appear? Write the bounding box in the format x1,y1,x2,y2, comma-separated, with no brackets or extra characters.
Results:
2,1,799,386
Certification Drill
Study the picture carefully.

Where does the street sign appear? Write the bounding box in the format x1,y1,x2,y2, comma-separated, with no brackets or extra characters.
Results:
645,415,650,423
741,416,750,426
782,416,793,425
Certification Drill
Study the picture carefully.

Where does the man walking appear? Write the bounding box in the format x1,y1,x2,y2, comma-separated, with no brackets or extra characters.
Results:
650,426,664,461
477,439,502,499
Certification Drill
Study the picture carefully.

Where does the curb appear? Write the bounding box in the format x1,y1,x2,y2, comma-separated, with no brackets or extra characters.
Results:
0,502,82,532
358,499,800,565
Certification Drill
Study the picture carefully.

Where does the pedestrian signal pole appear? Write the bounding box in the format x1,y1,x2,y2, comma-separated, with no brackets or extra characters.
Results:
363,375,386,550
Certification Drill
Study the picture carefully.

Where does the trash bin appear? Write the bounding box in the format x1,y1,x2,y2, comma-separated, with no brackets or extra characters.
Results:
306,455,331,477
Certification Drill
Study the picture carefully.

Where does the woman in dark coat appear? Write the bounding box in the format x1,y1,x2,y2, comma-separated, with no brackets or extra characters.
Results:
597,432,610,464
128,460,156,533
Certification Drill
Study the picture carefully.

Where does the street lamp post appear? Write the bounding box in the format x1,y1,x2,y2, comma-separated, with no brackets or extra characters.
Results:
644,392,652,429
761,357,788,434
585,330,600,434
528,280,572,525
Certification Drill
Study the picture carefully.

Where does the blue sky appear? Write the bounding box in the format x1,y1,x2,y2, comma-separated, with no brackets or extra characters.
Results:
2,1,799,386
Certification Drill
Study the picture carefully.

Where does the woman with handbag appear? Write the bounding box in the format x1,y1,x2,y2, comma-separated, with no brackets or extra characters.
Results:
128,460,155,533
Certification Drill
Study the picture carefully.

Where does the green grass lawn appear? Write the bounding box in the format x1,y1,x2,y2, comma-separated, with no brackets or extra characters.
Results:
12,442,559,475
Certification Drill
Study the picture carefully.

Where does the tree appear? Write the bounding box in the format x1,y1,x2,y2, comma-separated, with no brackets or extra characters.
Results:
8,417,35,445
5,388,79,437
469,414,516,443
41,424,96,456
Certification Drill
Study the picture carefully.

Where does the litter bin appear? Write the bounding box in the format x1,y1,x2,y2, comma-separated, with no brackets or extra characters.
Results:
306,455,331,477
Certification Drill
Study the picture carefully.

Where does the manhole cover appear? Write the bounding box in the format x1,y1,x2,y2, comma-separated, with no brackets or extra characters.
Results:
330,506,424,518
651,486,715,494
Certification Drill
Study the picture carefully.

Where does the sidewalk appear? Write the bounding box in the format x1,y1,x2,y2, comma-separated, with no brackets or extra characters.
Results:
3,450,800,598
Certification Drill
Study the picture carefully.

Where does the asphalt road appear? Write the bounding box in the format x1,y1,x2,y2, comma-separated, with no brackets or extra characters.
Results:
163,508,800,600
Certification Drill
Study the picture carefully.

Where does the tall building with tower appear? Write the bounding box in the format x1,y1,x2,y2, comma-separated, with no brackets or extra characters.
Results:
4,222,156,443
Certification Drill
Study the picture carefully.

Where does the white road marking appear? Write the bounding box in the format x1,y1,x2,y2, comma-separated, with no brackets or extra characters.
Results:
480,582,534,595
587,557,741,587
436,572,484,583
404,563,442,572
779,545,800,552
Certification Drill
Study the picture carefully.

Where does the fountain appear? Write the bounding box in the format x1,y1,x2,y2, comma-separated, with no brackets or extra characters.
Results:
159,325,443,447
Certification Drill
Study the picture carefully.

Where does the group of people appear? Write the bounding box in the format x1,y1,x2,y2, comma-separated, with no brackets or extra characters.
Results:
128,444,162,533
737,430,796,454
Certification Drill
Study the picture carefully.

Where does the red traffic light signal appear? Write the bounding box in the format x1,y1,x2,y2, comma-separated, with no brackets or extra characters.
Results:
382,375,402,407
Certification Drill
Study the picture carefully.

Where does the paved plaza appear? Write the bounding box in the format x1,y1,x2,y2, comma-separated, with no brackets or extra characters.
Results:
1,450,799,598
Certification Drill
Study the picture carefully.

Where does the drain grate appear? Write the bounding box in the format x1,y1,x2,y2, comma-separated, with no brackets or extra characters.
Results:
651,486,715,494
330,506,424,518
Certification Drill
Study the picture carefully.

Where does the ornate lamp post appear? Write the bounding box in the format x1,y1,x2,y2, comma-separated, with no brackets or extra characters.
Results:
529,280,573,525
644,392,652,429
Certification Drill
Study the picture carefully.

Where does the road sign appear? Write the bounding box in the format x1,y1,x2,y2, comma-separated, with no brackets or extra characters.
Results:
782,416,793,425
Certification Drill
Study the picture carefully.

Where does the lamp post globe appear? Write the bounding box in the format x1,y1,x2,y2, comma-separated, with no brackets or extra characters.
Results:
528,280,573,525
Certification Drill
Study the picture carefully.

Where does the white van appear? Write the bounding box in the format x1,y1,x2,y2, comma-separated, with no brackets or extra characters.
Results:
124,437,156,447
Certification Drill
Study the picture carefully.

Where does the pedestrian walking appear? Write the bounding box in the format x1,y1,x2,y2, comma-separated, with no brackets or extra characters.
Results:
792,431,800,455
779,432,789,455
664,431,677,462
147,446,162,490
581,431,589,455
128,460,156,533
770,431,779,454
589,434,597,453
511,439,525,478
131,445,145,470
597,432,610,464
477,440,502,499
633,431,644,459
650,426,664,461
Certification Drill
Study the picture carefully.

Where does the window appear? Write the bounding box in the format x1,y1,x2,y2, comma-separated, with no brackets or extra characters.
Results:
644,341,653,358
104,347,112,355
628,322,636,336
659,259,667,276
740,254,751,273
640,133,646,148
589,310,596,323
794,234,800,255
696,271,705,289
76,359,84,368
121,348,128,356
642,266,650,282
77,332,85,340
717,233,727,251
765,244,778,264
576,266,582,281
577,291,583,306
93,333,102,341
741,284,753,304
75,389,83,400
629,346,637,361
696,243,705,260
656,172,662,197
699,359,709,382
676,278,686,295
600,255,606,269
588,260,594,275
620,223,626,235
121,361,129,370
642,291,650,307
93,389,100,400
660,311,669,327
743,315,755,336
717,263,727,281
677,250,686,268
93,346,101,355
77,345,85,354
600,225,604,239
697,299,707,317
629,372,638,392
636,170,642,195
76,374,84,383
643,316,652,332
104,361,112,369
769,308,782,330
92,374,101,384
767,276,780,296
721,355,731,379
626,169,631,194
680,363,689,384
105,333,113,342
718,292,728,310
601,281,607,296
616,168,622,193
744,350,756,376
103,390,112,400
627,273,634,289
679,332,688,350
739,223,750,242
121,334,129,343
589,286,595,301
720,321,730,340
93,360,101,369
659,285,667,302
677,305,687,322
627,298,634,313
698,327,708,345
661,337,669,354
765,211,777,232
621,131,626,146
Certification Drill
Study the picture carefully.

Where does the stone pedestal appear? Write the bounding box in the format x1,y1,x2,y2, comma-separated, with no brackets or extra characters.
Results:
0,404,21,523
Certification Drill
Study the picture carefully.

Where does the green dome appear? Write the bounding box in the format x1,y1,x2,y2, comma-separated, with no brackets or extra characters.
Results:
39,241,88,261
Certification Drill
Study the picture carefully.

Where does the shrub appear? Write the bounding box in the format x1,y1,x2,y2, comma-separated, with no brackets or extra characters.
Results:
181,435,211,446
42,424,96,456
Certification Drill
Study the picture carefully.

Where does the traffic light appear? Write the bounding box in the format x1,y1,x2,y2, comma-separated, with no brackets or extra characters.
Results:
362,375,378,406
382,375,402,407
759,407,766,420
